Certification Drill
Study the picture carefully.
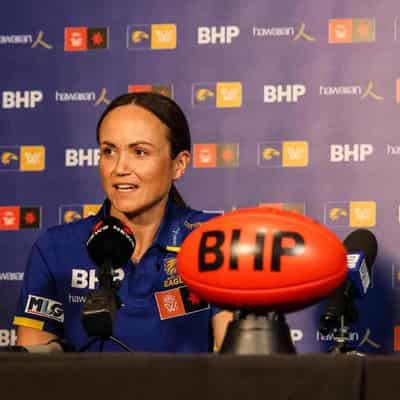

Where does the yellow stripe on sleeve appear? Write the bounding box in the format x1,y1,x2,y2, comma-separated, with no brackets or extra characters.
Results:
166,245,180,253
13,316,44,330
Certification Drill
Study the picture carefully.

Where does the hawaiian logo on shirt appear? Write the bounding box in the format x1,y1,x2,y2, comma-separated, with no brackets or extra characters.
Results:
25,295,64,322
183,220,202,230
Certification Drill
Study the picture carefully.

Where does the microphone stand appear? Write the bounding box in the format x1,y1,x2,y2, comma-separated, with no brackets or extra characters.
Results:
80,261,133,352
220,310,296,354
328,315,364,356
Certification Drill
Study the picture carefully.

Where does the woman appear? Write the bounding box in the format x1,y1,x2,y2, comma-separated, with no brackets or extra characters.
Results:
13,92,232,352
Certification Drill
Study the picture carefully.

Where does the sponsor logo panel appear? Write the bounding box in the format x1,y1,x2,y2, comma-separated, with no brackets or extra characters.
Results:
0,206,41,230
324,201,376,227
259,202,306,215
65,27,109,51
55,88,110,105
0,146,45,172
0,272,24,281
59,204,101,224
252,22,316,42
127,24,176,50
1,90,43,109
329,144,373,162
197,25,240,44
257,141,309,167
192,82,242,108
193,143,239,168
0,31,53,49
319,81,382,101
329,18,375,43
65,148,100,167
128,84,173,98
264,84,306,103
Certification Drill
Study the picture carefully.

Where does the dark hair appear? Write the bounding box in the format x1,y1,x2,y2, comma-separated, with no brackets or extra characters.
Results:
96,92,191,206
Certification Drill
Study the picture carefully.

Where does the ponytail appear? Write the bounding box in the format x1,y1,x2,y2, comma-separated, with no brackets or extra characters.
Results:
170,184,186,207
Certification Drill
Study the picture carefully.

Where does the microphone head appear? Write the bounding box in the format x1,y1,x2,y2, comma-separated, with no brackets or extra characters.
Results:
343,229,377,273
86,217,135,268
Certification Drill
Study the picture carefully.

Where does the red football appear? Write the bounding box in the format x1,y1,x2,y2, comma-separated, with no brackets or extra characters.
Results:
177,207,347,311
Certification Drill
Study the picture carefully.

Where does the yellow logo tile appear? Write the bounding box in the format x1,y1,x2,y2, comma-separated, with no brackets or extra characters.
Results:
349,201,376,227
20,146,45,171
151,24,176,49
282,141,308,167
83,204,102,217
216,82,242,108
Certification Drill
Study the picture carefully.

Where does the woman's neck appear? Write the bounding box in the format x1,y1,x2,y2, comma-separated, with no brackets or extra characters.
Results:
110,198,169,263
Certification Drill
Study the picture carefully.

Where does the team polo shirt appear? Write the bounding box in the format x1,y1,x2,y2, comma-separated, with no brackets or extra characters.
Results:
13,199,220,352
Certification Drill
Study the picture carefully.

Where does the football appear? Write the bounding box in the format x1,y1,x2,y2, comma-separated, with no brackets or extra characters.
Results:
177,207,347,311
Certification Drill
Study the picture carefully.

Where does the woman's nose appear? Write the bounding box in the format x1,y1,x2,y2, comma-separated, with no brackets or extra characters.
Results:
113,152,131,175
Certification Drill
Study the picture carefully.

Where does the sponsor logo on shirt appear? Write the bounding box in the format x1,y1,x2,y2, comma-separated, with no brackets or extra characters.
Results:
25,295,64,323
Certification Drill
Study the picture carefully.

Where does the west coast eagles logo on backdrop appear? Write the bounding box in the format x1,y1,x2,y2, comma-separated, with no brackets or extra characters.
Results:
192,82,242,108
257,141,309,168
0,146,45,171
59,204,101,224
126,24,176,50
324,201,376,227
0,146,46,172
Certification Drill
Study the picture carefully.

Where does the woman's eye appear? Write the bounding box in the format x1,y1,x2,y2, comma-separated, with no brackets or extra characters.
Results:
101,147,114,156
134,148,147,157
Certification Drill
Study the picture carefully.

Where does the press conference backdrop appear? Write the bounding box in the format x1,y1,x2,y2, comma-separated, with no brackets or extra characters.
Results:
0,0,399,353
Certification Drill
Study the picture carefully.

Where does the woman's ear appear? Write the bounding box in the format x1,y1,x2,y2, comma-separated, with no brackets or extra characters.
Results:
172,150,191,181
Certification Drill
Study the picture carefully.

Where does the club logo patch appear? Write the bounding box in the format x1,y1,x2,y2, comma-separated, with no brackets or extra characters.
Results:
155,286,209,320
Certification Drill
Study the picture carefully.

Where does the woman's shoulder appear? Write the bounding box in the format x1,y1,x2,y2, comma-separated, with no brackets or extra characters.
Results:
34,215,99,248
171,203,221,226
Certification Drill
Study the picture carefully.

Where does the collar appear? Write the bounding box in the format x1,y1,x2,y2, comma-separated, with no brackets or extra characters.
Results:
96,197,187,253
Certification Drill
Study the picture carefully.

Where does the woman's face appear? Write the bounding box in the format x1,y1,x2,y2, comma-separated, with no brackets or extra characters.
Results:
98,104,188,220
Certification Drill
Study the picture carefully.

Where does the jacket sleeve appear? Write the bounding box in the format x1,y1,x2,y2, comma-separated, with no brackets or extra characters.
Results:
13,234,64,337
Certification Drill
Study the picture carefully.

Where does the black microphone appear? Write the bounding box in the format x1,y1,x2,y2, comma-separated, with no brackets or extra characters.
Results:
86,216,136,283
319,229,377,336
82,217,135,339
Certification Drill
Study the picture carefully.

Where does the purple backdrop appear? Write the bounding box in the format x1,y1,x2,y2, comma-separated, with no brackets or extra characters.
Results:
0,0,398,354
